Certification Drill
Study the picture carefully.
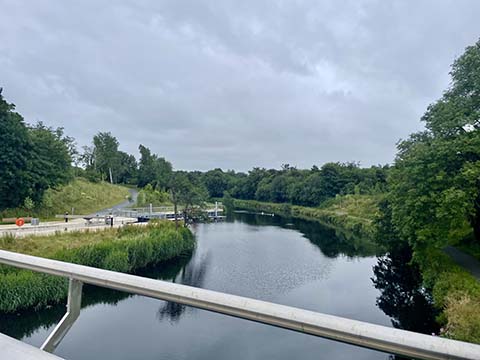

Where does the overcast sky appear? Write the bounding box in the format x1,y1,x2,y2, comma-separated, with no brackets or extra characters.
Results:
1,1,479,171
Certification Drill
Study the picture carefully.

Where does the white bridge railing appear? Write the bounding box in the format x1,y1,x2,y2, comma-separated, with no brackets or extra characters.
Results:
0,249,479,359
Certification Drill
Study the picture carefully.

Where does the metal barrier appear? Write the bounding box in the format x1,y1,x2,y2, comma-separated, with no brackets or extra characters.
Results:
0,333,64,360
0,249,479,359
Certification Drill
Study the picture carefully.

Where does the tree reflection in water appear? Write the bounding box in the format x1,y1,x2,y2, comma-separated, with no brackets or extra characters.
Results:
232,211,379,258
156,251,211,323
0,253,193,340
372,245,440,360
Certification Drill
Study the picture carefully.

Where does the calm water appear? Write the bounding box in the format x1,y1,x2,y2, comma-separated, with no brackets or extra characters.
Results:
0,212,438,359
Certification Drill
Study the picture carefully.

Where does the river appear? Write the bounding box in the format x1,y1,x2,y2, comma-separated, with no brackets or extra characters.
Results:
0,212,438,359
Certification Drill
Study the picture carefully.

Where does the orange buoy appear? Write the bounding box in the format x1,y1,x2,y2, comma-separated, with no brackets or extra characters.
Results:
15,218,25,227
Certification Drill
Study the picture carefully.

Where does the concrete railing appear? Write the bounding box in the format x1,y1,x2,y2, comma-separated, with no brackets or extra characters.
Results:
0,249,479,359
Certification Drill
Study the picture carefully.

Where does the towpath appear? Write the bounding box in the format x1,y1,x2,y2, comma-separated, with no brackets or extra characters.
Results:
445,246,480,281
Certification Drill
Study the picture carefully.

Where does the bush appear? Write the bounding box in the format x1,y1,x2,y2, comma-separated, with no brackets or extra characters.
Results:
443,294,480,343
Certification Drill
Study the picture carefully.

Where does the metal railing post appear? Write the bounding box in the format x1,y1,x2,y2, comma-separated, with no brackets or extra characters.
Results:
0,250,479,360
41,279,83,353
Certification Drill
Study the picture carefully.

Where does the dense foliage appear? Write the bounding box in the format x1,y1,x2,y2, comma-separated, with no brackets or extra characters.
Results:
375,39,480,343
385,39,480,252
0,90,73,210
197,163,388,207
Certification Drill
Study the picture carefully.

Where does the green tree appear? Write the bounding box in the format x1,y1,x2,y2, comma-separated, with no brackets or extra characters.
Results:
0,89,32,209
28,122,73,203
388,39,480,251
222,191,234,213
137,145,172,189
169,172,207,228
0,90,74,210
203,169,228,198
117,151,138,184
92,132,121,183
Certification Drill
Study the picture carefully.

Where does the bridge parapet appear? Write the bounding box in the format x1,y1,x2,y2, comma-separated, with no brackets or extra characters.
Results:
0,249,478,359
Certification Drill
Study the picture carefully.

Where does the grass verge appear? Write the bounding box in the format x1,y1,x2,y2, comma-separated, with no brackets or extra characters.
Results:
415,247,480,343
232,194,381,240
0,221,194,313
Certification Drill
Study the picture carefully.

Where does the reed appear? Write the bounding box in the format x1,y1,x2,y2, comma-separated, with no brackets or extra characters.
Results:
0,221,194,313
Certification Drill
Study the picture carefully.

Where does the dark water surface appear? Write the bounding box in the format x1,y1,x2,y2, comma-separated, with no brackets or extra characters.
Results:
1,212,438,359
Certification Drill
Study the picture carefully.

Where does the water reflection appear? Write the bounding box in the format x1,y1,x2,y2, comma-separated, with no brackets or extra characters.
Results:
0,214,438,360
0,253,193,340
372,245,439,334
157,251,210,323
232,211,379,257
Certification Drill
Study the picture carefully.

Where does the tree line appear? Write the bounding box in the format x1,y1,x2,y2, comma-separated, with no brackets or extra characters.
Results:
198,163,388,206
2,37,478,249
1,89,389,215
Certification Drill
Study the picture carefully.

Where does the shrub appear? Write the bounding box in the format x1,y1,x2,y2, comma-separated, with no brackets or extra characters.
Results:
443,294,480,343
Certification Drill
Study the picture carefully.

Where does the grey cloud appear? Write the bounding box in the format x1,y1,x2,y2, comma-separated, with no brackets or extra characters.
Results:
1,0,479,171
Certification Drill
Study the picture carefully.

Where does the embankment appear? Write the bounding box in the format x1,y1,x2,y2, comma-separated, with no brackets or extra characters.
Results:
1,177,131,221
0,221,194,313
232,194,380,241
415,247,480,343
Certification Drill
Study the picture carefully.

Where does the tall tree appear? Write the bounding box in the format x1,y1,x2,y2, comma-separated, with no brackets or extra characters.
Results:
28,122,73,203
116,151,138,184
137,144,172,189
203,169,228,198
0,89,32,208
92,132,120,183
0,90,73,209
388,39,480,250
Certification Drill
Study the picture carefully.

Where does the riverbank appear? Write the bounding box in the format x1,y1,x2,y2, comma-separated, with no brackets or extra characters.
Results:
415,247,480,343
233,197,480,343
232,194,381,241
0,221,194,313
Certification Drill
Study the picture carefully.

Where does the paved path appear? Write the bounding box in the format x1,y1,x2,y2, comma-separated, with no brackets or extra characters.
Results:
92,188,139,216
0,188,140,238
0,217,139,238
445,246,480,281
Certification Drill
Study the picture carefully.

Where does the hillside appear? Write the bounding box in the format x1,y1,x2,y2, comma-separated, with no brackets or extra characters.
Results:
1,178,131,220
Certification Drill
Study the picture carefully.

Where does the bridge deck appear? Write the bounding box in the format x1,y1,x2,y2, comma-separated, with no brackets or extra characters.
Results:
0,333,64,360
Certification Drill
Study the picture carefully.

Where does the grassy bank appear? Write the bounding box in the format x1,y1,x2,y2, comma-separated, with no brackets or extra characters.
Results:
0,221,194,312
415,248,480,343
232,194,381,240
0,178,131,221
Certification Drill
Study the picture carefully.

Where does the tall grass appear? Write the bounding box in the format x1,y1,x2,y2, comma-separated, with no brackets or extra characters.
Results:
233,194,381,240
0,221,194,312
415,247,480,343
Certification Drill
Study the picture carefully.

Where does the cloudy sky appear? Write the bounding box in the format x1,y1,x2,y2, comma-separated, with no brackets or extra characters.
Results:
1,1,479,171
